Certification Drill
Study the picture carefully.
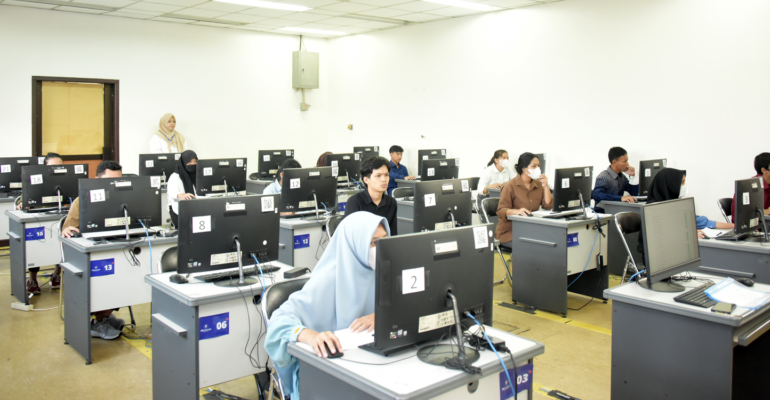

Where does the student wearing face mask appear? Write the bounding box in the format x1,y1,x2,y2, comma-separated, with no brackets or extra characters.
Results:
495,152,553,244
166,150,198,227
592,146,639,213
731,152,770,222
478,149,510,195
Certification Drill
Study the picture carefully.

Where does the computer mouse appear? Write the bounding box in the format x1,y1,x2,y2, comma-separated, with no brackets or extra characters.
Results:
736,277,755,287
169,274,188,284
324,342,343,359
69,231,82,238
525,213,534,217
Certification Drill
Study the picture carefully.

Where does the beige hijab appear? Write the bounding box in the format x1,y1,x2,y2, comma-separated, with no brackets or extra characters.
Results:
155,113,186,152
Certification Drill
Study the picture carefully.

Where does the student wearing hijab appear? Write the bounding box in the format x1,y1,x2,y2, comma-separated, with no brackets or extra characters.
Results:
495,152,552,245
166,150,198,226
478,149,510,195
265,212,390,399
149,113,187,154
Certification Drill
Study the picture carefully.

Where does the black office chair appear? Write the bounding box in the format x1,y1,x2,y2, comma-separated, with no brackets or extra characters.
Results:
326,215,344,241
717,198,733,223
249,173,262,181
614,212,643,282
158,246,178,273
58,216,68,322
261,278,311,400
479,197,513,286
464,177,481,191
392,187,413,199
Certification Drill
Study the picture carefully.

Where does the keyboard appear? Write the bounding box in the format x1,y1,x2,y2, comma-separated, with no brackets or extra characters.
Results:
634,196,648,201
194,264,281,282
715,231,751,241
673,282,717,308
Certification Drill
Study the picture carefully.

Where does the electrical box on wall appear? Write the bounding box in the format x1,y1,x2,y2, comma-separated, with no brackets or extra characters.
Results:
292,51,319,89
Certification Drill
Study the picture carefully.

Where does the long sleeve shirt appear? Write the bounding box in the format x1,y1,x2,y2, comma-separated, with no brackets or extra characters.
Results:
387,161,409,195
149,134,186,154
592,166,639,210
166,173,197,214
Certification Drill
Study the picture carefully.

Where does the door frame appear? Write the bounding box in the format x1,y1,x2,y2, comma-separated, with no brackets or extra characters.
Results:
31,76,120,163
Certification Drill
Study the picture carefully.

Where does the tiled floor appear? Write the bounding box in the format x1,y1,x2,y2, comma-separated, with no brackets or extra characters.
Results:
0,250,614,399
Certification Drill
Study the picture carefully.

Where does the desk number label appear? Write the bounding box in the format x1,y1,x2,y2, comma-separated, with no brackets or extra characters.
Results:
200,312,229,340
236,159,244,167
567,233,579,247
332,167,339,177
290,178,300,189
75,165,84,174
90,189,106,203
263,155,270,162
402,267,425,295
461,180,469,192
91,258,115,277
38,157,46,164
145,160,154,168
473,226,489,249
25,227,45,241
561,178,569,189
192,216,212,233
286,150,292,156
261,196,274,212
424,193,436,207
743,192,750,205
584,168,591,177
150,176,161,189
422,155,428,160
1,165,10,173
427,168,435,177
331,160,338,167
203,167,213,176
294,234,310,249
645,168,651,177
441,150,446,155
499,363,533,399
30,174,43,185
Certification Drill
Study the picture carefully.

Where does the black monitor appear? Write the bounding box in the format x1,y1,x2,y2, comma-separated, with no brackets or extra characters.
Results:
196,158,248,196
417,149,446,177
639,198,701,292
21,164,88,212
325,153,362,184
638,159,667,196
413,179,473,231
0,157,45,196
257,150,294,180
177,194,280,286
420,158,459,182
553,166,593,214
353,146,379,164
365,224,495,358
732,177,768,239
534,153,546,175
138,153,181,186
78,176,161,239
280,167,338,218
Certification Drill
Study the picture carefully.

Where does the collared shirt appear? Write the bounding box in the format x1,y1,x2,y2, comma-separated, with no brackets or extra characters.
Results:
731,174,770,223
63,197,80,231
495,175,553,243
343,189,398,235
387,161,409,195
478,164,511,194
263,179,281,195
592,166,640,209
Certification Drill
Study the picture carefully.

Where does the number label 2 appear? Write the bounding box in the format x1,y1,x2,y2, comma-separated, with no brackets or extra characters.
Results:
402,267,425,294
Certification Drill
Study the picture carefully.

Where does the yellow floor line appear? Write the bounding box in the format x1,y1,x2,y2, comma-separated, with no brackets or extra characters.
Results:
565,319,612,335
494,300,612,336
122,335,153,360
533,381,552,398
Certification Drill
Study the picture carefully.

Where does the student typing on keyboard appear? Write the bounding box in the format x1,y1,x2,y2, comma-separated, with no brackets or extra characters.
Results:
591,147,639,213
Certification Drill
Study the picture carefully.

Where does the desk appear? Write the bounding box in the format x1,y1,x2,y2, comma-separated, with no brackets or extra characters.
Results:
0,197,15,246
278,218,326,269
604,273,770,399
506,215,609,316
288,325,543,400
58,234,176,364
597,201,645,276
395,179,419,191
246,179,272,195
145,263,298,399
697,239,770,284
6,210,65,305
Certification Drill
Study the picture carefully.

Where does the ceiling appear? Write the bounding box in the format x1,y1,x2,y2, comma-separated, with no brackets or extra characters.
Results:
0,0,558,38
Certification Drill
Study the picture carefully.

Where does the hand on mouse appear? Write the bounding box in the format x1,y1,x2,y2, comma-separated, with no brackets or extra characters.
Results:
62,226,80,238
299,329,342,358
349,313,374,333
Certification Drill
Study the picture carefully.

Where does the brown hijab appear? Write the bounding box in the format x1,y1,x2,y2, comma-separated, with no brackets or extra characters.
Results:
155,113,186,152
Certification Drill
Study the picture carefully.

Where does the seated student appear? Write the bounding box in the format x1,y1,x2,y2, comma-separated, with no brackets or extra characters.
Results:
495,152,553,245
24,152,65,294
478,149,510,195
731,152,770,222
592,146,639,212
386,145,415,195
60,160,125,340
264,159,302,195
316,152,332,167
166,150,198,227
265,212,389,398
343,156,397,235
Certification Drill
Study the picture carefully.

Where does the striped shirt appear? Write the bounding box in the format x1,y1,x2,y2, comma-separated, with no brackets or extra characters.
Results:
592,166,639,209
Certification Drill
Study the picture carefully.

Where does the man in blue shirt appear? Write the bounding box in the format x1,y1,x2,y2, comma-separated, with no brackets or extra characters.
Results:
592,146,639,212
387,145,415,195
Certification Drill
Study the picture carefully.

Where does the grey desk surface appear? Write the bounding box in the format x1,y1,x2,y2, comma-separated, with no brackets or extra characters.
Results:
596,200,646,210
604,273,770,328
59,232,178,253
698,238,770,254
396,199,414,207
247,179,273,184
0,197,15,203
394,179,420,183
280,217,327,230
144,261,296,307
506,214,607,228
6,210,67,223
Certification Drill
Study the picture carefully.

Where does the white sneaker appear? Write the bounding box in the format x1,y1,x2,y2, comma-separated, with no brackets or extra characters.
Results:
106,314,125,331
91,319,121,340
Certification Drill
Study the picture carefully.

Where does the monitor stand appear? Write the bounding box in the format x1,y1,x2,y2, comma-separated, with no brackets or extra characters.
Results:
416,293,480,368
639,278,686,293
214,238,258,287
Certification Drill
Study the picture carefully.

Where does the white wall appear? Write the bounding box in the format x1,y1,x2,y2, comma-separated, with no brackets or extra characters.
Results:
327,0,770,220
0,6,329,174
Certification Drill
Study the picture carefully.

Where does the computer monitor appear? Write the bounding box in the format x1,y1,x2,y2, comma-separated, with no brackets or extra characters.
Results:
420,158,459,182
365,224,495,357
553,166,593,214
534,153,546,175
257,150,294,180
177,194,280,286
639,197,701,292
0,157,45,196
732,177,768,240
638,159,667,196
413,179,473,231
196,158,247,196
353,146,379,164
325,153,362,184
138,153,181,186
21,164,88,212
280,167,338,218
78,176,161,239
417,149,446,177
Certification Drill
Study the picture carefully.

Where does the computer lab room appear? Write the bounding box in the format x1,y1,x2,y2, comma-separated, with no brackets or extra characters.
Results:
1,0,769,399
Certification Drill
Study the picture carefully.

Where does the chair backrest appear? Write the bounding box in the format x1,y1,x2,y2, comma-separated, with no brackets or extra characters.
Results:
249,173,261,180
615,212,642,235
465,177,481,191
326,215,344,240
262,278,311,321
480,197,500,225
58,216,68,262
160,246,178,273
392,187,414,199
717,198,733,223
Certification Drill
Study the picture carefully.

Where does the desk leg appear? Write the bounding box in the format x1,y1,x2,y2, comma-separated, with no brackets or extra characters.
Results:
567,268,609,302
151,287,199,400
278,227,294,266
62,246,92,364
9,219,27,305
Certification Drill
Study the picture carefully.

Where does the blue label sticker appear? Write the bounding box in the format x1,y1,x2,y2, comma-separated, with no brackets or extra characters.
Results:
90,258,115,277
294,234,310,249
200,312,229,340
338,202,347,212
500,363,533,400
567,233,579,247
25,227,45,241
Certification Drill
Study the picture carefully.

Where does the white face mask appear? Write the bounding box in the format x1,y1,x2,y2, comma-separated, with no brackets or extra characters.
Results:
527,167,542,180
368,246,377,269
499,159,509,168
679,185,688,198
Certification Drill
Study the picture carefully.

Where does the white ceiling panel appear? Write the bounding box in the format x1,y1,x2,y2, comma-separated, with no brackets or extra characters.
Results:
104,10,154,18
239,7,295,17
392,12,444,21
314,16,364,26
143,0,208,7
175,7,228,17
293,21,344,29
426,6,481,16
1,1,58,9
318,2,376,13
350,20,400,28
479,0,536,7
355,7,409,17
152,15,195,22
350,0,410,7
335,25,373,33
280,12,331,22
304,8,344,15
56,6,108,13
193,20,236,27
280,0,340,8
123,2,185,12
72,0,136,7
388,1,445,12
251,17,307,26
216,12,267,22
193,1,251,12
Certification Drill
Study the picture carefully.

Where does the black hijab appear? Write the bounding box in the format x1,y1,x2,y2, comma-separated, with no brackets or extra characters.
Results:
175,150,198,194
638,167,687,260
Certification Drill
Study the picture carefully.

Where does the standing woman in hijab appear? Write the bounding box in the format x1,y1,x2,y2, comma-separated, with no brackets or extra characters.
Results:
265,212,390,399
150,113,187,154
166,150,198,227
